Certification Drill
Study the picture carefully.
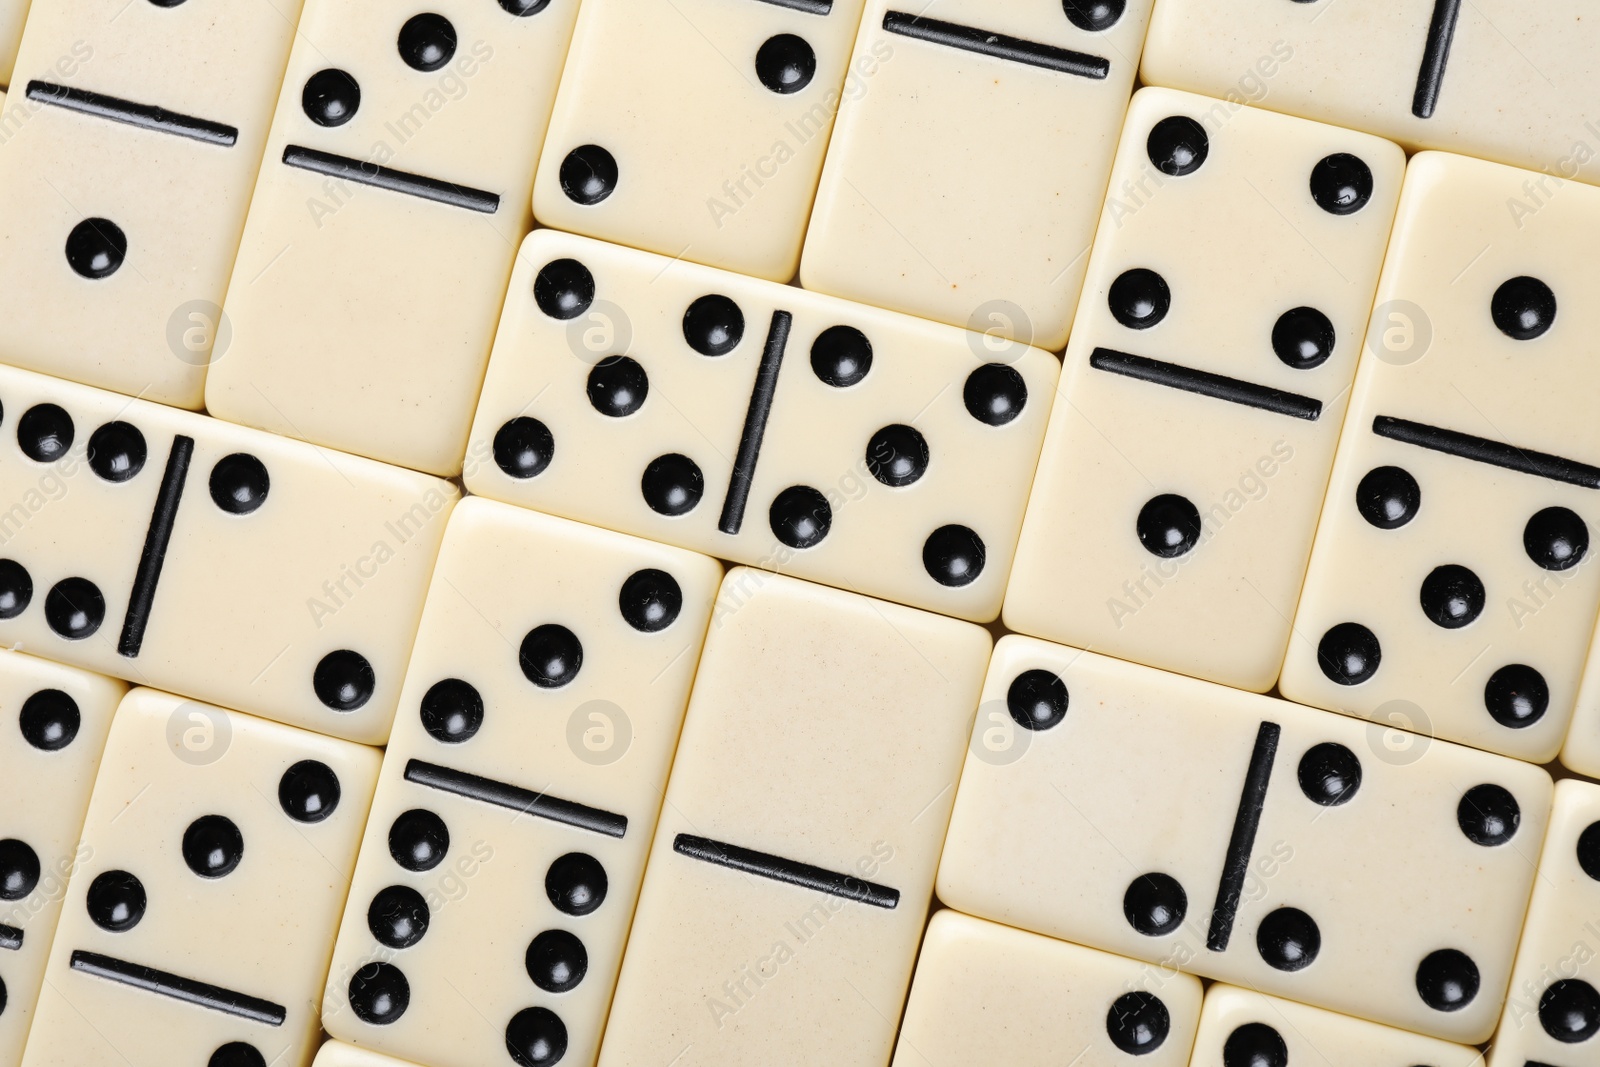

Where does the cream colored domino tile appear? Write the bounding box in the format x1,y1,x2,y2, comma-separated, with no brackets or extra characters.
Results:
1003,87,1403,692
464,229,1058,624
0,0,304,407
1485,779,1600,1067
0,650,125,1067
19,689,379,1067
312,1040,426,1067
802,0,1154,349
1190,984,1485,1067
888,909,1202,1067
938,635,1551,1043
207,0,581,477
596,569,990,1067
0,362,453,745
1281,151,1600,763
323,498,720,1067
530,0,870,281
1142,0,1600,182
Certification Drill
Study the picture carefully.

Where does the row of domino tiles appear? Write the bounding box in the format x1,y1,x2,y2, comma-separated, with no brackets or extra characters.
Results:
0,0,1595,762
0,499,1596,1067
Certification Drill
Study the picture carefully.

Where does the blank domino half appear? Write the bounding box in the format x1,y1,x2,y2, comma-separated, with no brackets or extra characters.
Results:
938,635,1550,1042
464,229,1057,623
889,909,1202,1067
596,569,989,1066
0,651,125,1067
1190,984,1484,1067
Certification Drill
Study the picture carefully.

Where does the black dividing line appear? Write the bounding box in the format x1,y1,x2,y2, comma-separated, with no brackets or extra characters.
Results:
1373,416,1600,489
1412,0,1462,119
1090,348,1323,421
674,834,900,909
117,435,193,658
404,759,627,839
883,12,1109,80
751,0,832,13
70,951,286,1025
0,923,21,950
1206,721,1281,953
283,146,500,214
717,311,791,536
26,81,237,147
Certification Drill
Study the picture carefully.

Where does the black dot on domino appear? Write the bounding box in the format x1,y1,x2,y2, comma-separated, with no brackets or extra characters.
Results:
1272,307,1335,370
619,569,682,633
507,1006,568,1067
421,678,485,742
20,688,80,751
963,363,1027,425
1007,669,1068,731
1484,664,1547,729
1222,1023,1287,1067
314,649,376,711
279,759,342,823
526,929,588,993
587,356,648,418
1525,506,1588,570
45,578,105,640
1316,622,1380,685
1297,742,1361,806
389,808,449,872
811,325,872,386
0,559,31,619
208,1043,267,1067
1419,564,1484,629
1310,153,1373,215
302,68,360,126
0,838,40,901
1123,873,1185,936
1579,821,1600,881
368,884,430,949
1146,115,1208,176
18,403,74,462
560,145,618,206
1256,906,1319,971
641,453,704,516
1104,990,1169,1054
755,34,815,94
923,525,985,587
1540,978,1600,1043
520,624,582,688
534,259,594,320
769,485,831,549
146,0,189,8
1457,783,1520,846
1108,268,1171,330
499,0,551,14
1136,494,1201,558
209,453,270,514
87,421,146,482
0,975,6,1017
348,961,410,1025
866,424,928,488
1063,0,1125,32
397,13,456,72
1356,466,1420,529
182,814,244,878
683,295,744,356
546,852,607,916
1491,276,1556,340
65,218,127,279
1416,948,1479,1012
86,870,146,931
494,417,555,479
